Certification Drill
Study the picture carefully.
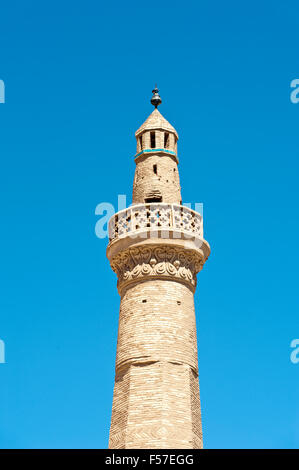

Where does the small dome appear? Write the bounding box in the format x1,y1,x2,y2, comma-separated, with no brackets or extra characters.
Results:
135,108,178,139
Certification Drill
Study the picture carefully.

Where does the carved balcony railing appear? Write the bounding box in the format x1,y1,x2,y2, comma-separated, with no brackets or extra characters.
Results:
108,203,203,243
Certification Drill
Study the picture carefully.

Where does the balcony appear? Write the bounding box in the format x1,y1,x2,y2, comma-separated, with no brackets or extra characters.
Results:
108,203,203,243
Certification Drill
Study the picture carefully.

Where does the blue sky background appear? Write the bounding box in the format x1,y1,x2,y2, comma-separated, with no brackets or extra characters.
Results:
0,0,299,449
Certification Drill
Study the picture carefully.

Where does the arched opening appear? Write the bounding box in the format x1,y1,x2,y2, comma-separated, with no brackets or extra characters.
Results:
164,132,170,149
150,132,156,148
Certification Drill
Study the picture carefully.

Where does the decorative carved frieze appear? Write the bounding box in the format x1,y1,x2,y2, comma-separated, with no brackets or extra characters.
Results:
110,244,204,294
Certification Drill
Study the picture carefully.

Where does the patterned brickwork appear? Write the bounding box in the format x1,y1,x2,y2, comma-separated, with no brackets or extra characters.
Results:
109,362,203,449
108,280,203,448
116,280,198,370
132,154,181,205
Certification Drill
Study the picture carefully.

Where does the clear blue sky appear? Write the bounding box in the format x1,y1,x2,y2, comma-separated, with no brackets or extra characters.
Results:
0,0,298,449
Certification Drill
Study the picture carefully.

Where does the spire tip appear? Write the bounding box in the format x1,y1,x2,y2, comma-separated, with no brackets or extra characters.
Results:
151,86,162,108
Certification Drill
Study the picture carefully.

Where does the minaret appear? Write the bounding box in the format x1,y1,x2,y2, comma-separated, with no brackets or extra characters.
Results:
106,87,210,449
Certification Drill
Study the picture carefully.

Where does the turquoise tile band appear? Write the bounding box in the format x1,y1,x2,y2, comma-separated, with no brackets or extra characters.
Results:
134,148,176,159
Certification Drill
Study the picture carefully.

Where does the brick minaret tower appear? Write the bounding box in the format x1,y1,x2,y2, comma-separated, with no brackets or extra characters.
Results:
106,87,210,449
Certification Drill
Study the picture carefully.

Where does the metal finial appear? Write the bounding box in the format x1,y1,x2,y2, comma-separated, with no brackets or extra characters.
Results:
151,86,162,108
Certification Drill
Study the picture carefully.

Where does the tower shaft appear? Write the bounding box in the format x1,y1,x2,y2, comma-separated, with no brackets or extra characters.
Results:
109,278,202,449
